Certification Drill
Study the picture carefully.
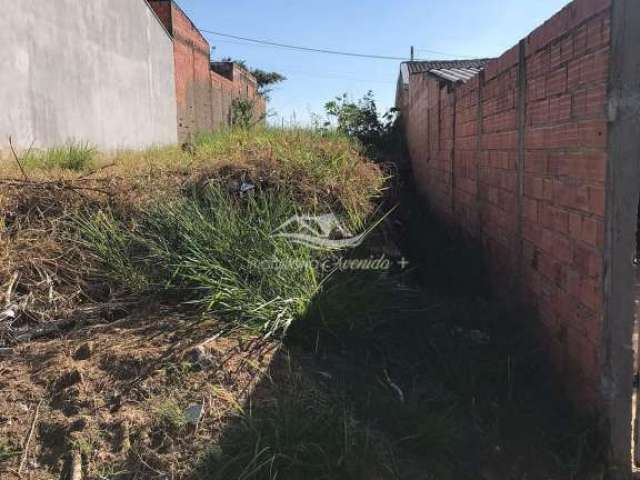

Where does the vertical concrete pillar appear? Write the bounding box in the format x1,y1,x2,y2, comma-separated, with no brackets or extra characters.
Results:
515,40,528,284
602,0,640,477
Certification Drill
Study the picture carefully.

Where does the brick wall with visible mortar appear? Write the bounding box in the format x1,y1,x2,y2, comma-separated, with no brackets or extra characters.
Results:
148,0,265,141
402,0,611,409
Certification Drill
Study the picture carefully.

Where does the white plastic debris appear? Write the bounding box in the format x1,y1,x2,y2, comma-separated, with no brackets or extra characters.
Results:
240,181,255,193
184,403,203,426
0,309,16,321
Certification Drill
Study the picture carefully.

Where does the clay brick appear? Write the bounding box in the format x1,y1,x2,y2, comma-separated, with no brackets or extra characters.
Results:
587,13,610,51
579,276,602,311
540,204,570,234
541,229,573,263
525,176,547,200
547,67,568,96
580,216,604,247
553,180,590,212
524,197,540,222
569,212,583,238
548,94,572,123
573,24,589,58
525,151,548,174
528,76,546,102
548,151,607,182
528,48,550,78
528,99,550,126
567,48,609,90
549,37,573,70
401,0,613,414
588,186,606,216
572,86,607,119
573,242,603,277
577,120,607,148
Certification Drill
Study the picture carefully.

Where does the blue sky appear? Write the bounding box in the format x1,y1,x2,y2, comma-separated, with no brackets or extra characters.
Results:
176,0,570,125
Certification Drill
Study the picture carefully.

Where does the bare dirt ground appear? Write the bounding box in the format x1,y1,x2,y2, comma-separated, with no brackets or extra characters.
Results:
0,305,277,479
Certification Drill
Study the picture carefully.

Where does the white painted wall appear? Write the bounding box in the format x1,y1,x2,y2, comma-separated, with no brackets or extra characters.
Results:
0,0,178,151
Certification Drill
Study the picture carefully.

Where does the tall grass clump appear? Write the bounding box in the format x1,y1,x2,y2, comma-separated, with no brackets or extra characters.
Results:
78,183,323,334
193,128,384,228
23,141,96,171
197,376,398,480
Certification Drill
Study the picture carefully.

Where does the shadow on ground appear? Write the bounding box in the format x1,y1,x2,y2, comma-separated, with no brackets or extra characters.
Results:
193,185,606,480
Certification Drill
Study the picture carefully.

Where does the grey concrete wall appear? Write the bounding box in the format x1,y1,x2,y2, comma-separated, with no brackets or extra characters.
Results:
0,0,178,151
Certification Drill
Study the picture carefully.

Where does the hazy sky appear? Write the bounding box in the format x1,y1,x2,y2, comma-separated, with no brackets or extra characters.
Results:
175,0,570,125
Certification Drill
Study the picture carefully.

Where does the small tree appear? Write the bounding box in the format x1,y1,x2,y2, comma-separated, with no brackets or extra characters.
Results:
324,91,398,158
231,98,256,129
218,59,286,99
250,69,287,98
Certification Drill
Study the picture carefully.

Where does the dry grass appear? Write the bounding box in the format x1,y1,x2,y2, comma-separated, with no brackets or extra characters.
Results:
0,128,384,343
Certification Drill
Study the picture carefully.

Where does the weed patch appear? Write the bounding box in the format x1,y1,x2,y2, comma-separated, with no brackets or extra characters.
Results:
78,184,325,335
197,371,398,480
154,399,189,434
22,142,96,171
0,438,19,463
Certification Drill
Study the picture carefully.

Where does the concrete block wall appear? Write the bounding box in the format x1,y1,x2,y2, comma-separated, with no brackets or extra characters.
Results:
401,0,640,474
0,0,178,150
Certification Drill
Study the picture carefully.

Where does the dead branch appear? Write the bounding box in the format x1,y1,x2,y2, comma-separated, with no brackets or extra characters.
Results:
18,399,42,475
77,162,116,180
11,301,133,343
8,136,33,181
4,272,19,307
0,178,112,196
69,449,82,480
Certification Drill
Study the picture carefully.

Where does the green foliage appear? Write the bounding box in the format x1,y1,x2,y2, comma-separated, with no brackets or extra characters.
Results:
0,439,19,463
76,211,150,292
218,58,285,99
197,377,398,480
324,91,398,159
191,128,384,227
250,68,287,97
77,128,384,336
231,98,257,129
78,184,322,335
23,141,96,171
154,399,189,434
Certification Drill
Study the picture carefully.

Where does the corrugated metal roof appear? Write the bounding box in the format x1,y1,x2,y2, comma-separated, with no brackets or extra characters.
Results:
429,67,484,83
405,59,493,84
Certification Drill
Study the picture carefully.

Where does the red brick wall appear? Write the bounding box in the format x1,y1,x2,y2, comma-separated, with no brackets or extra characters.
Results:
147,0,266,141
402,0,612,409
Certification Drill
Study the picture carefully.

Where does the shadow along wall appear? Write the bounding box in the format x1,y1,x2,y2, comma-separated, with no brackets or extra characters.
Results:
400,0,640,475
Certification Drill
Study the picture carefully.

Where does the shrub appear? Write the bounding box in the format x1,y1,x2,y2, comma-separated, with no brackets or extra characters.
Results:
323,91,399,159
231,98,257,129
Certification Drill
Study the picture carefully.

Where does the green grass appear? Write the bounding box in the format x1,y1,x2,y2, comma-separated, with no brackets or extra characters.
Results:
154,399,189,434
192,128,384,228
0,439,20,463
22,141,96,171
205,237,605,480
74,128,386,336
78,183,325,335
197,373,398,480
